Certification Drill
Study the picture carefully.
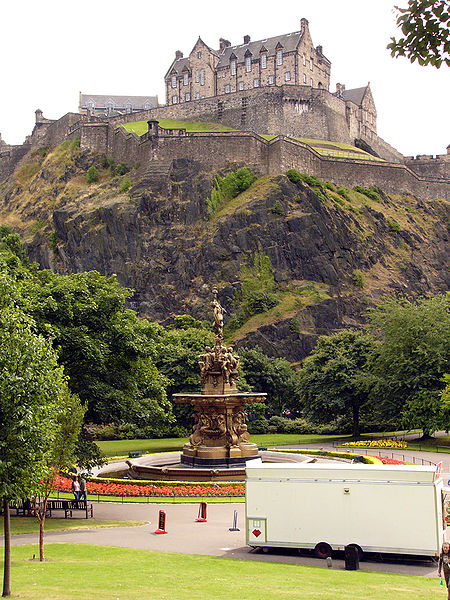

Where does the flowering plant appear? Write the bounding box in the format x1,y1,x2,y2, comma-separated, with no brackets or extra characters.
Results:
342,440,407,449
53,475,244,497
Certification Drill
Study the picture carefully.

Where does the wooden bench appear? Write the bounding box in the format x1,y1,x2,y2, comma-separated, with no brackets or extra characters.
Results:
8,500,50,517
47,499,94,519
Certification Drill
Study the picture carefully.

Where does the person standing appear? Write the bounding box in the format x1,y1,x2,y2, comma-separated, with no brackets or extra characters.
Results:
72,476,80,501
79,476,87,502
438,541,450,599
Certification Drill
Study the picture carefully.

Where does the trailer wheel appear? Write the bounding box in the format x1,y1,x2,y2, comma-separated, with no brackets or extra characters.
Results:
347,544,364,561
314,542,332,559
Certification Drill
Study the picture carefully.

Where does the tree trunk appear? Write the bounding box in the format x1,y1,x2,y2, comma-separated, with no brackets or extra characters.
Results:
352,405,360,438
39,516,45,562
2,499,11,597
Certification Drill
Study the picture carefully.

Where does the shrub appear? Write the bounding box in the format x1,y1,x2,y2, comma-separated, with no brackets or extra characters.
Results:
270,200,284,216
268,415,287,432
247,417,269,434
388,219,400,232
244,290,278,315
323,181,335,191
353,185,381,202
352,269,365,288
283,418,316,434
336,186,352,201
101,156,115,170
86,166,99,183
207,167,257,215
115,162,130,176
120,176,132,192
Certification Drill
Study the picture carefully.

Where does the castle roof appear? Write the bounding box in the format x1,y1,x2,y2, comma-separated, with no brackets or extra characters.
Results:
341,86,368,107
79,94,158,110
216,30,313,68
167,57,191,76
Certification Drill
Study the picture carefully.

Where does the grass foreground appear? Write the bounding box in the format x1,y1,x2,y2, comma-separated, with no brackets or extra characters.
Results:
1,517,145,535
4,543,442,600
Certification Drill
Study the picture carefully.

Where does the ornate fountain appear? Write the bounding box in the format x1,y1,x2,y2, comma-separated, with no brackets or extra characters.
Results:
173,288,266,467
126,289,266,481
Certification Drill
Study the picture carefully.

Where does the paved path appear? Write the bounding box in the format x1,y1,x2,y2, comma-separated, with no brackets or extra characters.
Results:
9,502,443,577
8,440,448,578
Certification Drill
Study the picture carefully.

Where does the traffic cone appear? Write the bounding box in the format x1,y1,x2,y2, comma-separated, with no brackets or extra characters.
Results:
195,501,207,522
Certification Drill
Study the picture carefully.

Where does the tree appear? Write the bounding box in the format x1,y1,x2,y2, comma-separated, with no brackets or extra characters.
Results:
32,392,85,561
298,331,377,437
0,273,71,596
239,347,300,415
387,1,450,68
368,295,450,437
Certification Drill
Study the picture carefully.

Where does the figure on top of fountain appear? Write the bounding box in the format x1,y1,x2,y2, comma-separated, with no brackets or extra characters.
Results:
198,289,240,394
211,287,226,341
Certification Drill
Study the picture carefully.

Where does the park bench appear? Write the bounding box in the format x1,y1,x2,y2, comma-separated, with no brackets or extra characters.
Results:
8,500,50,517
47,499,94,519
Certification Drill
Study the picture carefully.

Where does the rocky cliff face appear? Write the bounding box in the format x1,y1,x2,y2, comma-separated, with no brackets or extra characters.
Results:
1,143,448,361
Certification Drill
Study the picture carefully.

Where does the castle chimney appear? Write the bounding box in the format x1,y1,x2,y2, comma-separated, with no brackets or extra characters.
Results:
300,18,309,33
335,83,345,97
35,109,43,123
316,45,323,55
175,50,183,60
243,35,250,44
219,38,231,52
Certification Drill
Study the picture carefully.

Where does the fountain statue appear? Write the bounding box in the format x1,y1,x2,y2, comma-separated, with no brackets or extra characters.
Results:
173,288,266,467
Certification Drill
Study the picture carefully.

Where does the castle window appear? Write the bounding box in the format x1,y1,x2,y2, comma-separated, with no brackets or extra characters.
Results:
172,95,178,104
253,78,260,87
310,78,313,87
171,76,177,88
126,104,132,114
183,73,188,86
268,75,274,85
231,60,236,75
196,93,200,99
303,73,307,84
200,69,205,85
277,50,283,65
310,59,313,71
246,57,252,72
302,54,306,66
238,81,244,90
195,70,199,83
285,71,291,81
197,51,202,58
185,92,191,101
261,54,267,69
225,84,231,94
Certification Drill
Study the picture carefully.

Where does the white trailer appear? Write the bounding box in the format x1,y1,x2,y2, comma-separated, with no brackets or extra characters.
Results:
246,462,446,558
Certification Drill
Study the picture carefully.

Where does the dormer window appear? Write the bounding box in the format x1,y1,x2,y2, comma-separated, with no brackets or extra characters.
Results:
197,51,202,58
261,54,267,69
246,56,251,72
171,76,177,88
302,54,306,66
277,50,283,65
183,73,188,85
231,60,236,75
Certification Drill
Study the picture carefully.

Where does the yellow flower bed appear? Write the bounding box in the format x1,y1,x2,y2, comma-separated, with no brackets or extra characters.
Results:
342,440,408,449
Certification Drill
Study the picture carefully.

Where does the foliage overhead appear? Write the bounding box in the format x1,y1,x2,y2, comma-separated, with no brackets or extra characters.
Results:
387,1,450,68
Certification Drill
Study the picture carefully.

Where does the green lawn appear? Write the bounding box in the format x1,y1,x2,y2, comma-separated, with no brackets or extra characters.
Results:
4,544,441,599
96,434,350,457
1,517,144,535
120,119,236,136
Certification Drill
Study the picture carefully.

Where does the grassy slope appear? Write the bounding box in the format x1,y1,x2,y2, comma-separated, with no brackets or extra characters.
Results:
1,517,144,535
5,544,441,600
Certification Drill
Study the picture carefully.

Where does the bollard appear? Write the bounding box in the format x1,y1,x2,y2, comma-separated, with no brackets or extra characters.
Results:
195,501,207,522
344,545,359,570
326,556,332,568
155,510,168,534
229,509,240,531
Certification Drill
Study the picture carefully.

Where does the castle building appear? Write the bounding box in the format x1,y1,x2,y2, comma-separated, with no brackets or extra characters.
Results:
165,19,331,105
79,93,159,117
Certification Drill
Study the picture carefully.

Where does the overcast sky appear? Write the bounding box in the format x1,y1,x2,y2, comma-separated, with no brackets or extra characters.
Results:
1,0,448,156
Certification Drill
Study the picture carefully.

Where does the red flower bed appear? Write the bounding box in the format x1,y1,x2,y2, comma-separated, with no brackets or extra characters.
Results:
378,457,406,465
53,475,244,498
